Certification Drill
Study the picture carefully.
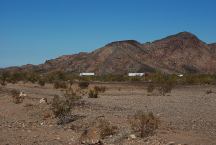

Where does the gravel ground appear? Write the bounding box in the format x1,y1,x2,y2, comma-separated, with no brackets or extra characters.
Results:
0,82,216,145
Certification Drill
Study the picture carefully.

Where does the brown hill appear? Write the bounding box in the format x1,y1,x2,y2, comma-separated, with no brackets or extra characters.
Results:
2,32,216,74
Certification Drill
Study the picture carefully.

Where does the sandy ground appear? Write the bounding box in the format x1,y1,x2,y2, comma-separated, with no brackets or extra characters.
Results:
0,82,216,145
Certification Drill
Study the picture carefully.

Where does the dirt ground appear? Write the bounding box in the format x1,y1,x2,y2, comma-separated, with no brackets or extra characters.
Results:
0,82,216,145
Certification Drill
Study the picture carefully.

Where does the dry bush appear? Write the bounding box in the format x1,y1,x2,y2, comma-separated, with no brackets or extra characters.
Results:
78,81,89,89
51,95,71,118
94,86,106,93
11,89,24,104
38,79,45,87
158,80,174,96
206,89,213,94
64,88,81,105
0,80,6,86
97,119,118,139
53,80,67,89
147,83,155,93
88,89,98,98
51,89,81,118
129,111,159,138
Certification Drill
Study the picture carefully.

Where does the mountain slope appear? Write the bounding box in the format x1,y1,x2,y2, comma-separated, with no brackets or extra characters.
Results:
2,32,216,74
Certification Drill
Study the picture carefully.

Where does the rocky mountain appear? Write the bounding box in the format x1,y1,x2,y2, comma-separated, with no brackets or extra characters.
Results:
2,32,216,74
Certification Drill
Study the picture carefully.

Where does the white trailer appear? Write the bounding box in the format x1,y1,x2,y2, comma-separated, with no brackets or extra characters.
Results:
79,73,95,76
128,73,145,77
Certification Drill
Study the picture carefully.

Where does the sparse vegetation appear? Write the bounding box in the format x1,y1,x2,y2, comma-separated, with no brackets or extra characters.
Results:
97,119,118,139
78,81,89,89
88,89,98,98
51,88,81,119
206,89,213,94
38,79,45,87
129,111,159,138
94,86,106,93
53,80,67,89
11,89,24,104
147,83,155,93
51,95,71,118
158,81,174,96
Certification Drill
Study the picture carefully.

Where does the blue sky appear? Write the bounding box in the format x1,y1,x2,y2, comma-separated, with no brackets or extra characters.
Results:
0,0,215,67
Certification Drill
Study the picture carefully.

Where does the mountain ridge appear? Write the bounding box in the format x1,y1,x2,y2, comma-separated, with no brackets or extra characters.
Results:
2,32,216,75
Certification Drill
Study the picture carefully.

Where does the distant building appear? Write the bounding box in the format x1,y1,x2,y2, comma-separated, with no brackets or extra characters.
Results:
79,73,95,76
177,74,184,77
128,73,145,77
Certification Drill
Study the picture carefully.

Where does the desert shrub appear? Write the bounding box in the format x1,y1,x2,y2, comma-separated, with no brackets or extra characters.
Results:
206,89,213,94
26,72,39,84
11,89,24,104
0,71,10,86
0,80,6,86
38,79,45,87
94,86,106,93
53,80,67,89
78,81,89,89
64,88,81,105
129,111,159,138
88,89,98,98
51,89,81,118
51,95,71,118
147,83,155,93
97,119,118,139
158,81,174,96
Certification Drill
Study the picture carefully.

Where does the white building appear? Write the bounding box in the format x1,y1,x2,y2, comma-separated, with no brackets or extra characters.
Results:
79,73,95,76
128,73,145,77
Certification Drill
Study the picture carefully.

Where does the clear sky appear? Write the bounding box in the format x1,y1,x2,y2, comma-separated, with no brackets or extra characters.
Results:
0,0,215,67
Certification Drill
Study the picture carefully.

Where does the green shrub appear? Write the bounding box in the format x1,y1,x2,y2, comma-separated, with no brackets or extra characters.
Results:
129,111,159,138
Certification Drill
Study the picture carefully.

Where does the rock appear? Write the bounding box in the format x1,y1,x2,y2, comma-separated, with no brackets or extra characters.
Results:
80,127,101,144
39,98,47,104
129,134,136,139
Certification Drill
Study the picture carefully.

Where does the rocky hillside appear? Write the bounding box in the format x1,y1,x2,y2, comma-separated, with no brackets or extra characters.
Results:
2,32,216,74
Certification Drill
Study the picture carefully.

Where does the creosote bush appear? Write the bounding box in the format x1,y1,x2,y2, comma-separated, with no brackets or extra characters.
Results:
129,111,159,138
78,81,89,89
88,89,98,98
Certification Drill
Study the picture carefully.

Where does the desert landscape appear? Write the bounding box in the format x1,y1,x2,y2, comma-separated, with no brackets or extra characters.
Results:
1,1,216,144
0,80,216,145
